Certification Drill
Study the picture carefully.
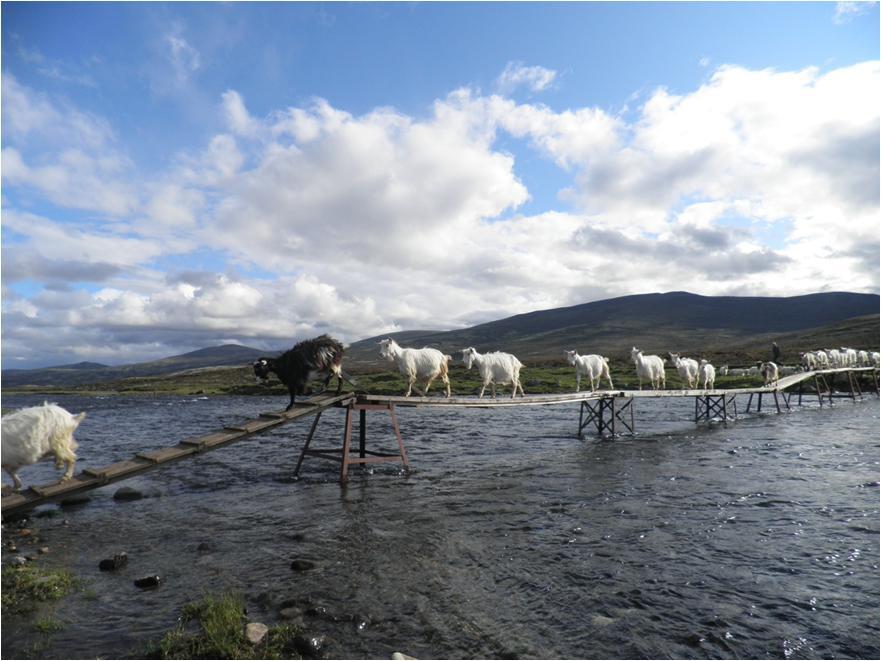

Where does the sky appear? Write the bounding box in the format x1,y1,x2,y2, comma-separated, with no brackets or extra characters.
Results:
1,1,879,369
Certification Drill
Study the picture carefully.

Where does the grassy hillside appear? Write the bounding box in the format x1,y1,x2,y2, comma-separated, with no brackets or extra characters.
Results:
5,315,876,398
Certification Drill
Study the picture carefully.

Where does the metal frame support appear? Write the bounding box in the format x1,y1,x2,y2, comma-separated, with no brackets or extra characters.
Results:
293,402,410,482
694,394,738,422
578,396,635,438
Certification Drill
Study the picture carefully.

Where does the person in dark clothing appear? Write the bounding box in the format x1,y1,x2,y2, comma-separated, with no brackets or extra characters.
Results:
772,342,781,363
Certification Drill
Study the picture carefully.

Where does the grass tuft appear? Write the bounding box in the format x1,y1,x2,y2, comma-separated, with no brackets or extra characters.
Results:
147,592,303,660
1,563,77,614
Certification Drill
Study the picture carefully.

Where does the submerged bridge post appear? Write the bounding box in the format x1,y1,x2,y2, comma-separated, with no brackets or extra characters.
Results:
578,395,635,438
294,399,410,482
694,393,737,423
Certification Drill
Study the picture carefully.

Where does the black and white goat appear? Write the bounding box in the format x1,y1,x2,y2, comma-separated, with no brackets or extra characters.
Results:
253,335,353,410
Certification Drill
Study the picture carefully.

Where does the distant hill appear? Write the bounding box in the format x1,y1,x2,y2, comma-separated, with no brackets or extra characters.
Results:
345,291,880,367
3,291,878,390
2,344,266,388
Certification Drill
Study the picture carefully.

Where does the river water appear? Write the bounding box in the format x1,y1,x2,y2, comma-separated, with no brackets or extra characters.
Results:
1,392,878,659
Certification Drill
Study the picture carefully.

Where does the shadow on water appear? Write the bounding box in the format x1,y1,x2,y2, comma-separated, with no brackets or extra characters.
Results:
1,393,878,659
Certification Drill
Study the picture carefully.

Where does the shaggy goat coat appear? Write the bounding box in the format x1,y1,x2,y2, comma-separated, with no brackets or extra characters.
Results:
254,335,348,411
2,403,85,491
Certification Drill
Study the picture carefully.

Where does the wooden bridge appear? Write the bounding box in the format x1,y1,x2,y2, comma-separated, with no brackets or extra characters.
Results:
2,367,877,519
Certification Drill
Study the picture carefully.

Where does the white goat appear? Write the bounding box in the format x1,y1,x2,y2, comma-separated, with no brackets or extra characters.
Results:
461,347,525,399
630,347,665,390
761,361,779,387
564,350,613,392
814,350,829,369
668,352,700,388
2,403,85,492
800,351,817,371
379,338,451,397
698,360,716,389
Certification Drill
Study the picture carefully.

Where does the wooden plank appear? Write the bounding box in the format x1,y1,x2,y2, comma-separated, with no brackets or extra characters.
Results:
3,393,354,518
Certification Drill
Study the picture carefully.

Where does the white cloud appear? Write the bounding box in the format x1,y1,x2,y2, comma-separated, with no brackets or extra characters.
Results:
834,1,875,24
167,33,201,83
495,61,558,94
2,60,878,367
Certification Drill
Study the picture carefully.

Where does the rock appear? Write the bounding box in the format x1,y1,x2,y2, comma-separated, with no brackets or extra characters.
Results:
99,553,129,571
11,556,27,566
290,559,316,571
60,494,92,507
392,654,418,661
134,575,161,589
196,542,214,554
114,487,144,502
279,605,304,620
245,622,269,645
292,634,326,659
17,528,32,537
38,547,49,554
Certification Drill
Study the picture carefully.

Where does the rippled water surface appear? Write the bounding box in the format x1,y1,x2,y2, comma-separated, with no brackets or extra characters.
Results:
2,393,879,659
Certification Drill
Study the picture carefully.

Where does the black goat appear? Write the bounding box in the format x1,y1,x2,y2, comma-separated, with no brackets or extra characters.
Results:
253,335,351,411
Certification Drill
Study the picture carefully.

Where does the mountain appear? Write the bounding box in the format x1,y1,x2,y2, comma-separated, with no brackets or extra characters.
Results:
3,291,878,390
345,291,880,367
2,344,267,388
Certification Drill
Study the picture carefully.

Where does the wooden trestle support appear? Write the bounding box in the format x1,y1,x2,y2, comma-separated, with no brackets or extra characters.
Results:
294,401,410,482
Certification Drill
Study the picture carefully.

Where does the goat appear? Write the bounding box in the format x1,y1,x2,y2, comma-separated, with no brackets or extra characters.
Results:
564,350,613,392
2,403,85,492
761,361,779,387
800,351,817,371
461,347,525,399
379,338,451,397
698,360,716,389
668,352,699,389
254,334,351,411
630,347,665,390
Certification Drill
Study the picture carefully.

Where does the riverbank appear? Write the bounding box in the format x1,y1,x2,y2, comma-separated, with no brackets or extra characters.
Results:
2,362,778,398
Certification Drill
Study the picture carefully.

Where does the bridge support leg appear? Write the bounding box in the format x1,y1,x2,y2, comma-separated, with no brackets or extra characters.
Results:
578,397,634,438
295,403,410,483
694,394,736,422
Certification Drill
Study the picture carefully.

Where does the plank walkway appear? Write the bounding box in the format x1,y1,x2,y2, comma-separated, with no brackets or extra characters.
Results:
357,367,877,407
1,393,353,519
2,367,876,518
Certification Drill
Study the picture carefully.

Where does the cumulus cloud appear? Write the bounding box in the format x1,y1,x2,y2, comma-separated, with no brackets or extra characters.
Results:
2,59,878,367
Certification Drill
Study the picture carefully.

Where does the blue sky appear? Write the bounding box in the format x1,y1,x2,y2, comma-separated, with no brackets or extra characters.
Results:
2,1,879,368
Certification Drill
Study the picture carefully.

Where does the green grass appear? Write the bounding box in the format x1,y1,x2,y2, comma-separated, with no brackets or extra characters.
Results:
147,592,303,660
1,564,78,614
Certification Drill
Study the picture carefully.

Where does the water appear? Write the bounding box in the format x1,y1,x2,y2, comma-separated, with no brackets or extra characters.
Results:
2,393,878,659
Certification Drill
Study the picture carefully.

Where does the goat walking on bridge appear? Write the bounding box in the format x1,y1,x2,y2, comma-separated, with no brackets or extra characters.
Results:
254,335,352,411
2,403,85,492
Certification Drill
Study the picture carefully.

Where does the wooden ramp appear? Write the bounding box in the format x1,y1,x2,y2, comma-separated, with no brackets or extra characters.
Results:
1,393,353,519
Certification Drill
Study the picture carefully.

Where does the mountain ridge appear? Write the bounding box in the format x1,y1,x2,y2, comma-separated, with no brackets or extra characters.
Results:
3,291,878,387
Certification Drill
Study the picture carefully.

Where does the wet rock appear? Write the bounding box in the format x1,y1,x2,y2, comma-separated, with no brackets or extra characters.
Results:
245,622,269,645
291,559,317,571
279,605,304,620
114,487,144,502
292,634,326,659
134,575,161,589
591,614,615,627
304,605,339,622
99,553,129,571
